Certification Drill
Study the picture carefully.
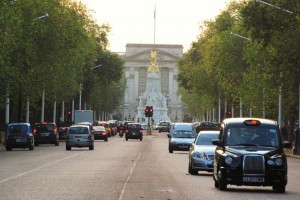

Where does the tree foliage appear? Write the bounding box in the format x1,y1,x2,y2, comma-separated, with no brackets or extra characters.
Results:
178,0,300,129
0,0,125,124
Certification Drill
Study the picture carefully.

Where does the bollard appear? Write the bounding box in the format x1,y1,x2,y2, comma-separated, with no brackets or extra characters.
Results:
147,127,152,135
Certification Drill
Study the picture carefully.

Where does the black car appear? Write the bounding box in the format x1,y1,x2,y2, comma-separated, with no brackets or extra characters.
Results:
33,122,59,146
125,123,143,141
58,127,69,140
158,121,171,133
212,118,291,193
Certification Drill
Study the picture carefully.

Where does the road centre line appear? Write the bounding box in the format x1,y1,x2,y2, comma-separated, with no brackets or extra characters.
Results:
119,151,142,200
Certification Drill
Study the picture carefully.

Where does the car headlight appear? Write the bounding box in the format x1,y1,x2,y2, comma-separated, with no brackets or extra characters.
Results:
225,156,233,165
193,152,207,159
275,158,283,166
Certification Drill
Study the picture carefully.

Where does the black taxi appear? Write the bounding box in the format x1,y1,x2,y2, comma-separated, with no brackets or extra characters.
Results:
212,118,291,193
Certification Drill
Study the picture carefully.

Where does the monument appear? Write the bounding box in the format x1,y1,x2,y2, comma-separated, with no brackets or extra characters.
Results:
136,50,169,123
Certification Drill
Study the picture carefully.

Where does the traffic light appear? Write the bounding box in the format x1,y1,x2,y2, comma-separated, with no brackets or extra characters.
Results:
66,111,72,122
149,106,153,117
145,106,150,117
225,111,232,118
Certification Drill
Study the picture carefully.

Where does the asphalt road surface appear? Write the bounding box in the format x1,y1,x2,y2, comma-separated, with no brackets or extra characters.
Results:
0,131,300,200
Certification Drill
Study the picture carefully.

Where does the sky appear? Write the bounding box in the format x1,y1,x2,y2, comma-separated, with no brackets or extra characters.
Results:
79,0,233,53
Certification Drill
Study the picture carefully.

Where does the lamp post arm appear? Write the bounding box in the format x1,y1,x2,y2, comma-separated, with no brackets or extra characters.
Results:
256,0,293,14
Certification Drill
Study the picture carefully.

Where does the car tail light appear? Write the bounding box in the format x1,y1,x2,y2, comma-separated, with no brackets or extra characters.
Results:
126,129,128,133
102,132,107,135
33,128,37,135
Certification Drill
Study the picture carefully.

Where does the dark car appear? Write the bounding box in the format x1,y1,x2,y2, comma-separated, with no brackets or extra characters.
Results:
58,127,69,140
212,118,291,193
125,123,143,141
93,125,108,142
158,121,171,133
33,122,59,146
5,123,34,151
196,121,218,134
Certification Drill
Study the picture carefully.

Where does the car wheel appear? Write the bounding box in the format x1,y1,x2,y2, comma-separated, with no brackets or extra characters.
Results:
272,184,286,193
29,141,34,151
55,139,59,146
89,146,94,150
168,146,173,153
188,162,198,175
218,168,227,191
126,137,128,141
35,142,39,147
5,145,12,151
105,138,108,142
214,179,219,188
66,146,71,151
140,137,142,141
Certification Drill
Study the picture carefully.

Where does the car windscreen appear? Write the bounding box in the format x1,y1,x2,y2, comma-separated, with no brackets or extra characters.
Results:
8,125,28,134
68,127,89,134
172,131,194,138
225,126,279,147
160,122,170,126
196,133,219,145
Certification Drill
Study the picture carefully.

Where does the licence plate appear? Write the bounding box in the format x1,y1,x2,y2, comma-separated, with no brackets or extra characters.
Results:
179,145,188,148
40,132,49,136
16,139,21,142
243,177,264,182
132,132,136,135
75,136,82,139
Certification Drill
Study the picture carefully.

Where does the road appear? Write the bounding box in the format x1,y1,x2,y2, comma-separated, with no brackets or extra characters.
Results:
0,131,300,200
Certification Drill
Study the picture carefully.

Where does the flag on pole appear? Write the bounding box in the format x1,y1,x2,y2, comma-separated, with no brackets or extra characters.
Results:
154,5,156,19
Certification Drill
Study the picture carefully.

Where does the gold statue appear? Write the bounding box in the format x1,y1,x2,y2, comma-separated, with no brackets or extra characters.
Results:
147,50,160,74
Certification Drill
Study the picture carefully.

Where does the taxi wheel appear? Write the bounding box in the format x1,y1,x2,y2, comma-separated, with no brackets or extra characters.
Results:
6,145,12,151
273,184,285,193
218,168,227,191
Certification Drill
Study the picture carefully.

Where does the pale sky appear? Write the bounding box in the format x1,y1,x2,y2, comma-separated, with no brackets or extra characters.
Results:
79,0,233,53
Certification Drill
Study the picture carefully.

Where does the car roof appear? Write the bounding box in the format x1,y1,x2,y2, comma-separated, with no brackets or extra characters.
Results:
9,122,30,126
198,130,220,134
70,125,90,128
222,118,277,126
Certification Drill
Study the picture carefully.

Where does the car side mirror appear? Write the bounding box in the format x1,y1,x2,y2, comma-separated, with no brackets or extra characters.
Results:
212,139,222,146
282,141,292,149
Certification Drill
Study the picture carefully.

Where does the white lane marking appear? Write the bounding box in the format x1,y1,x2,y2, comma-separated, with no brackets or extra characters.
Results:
119,151,142,200
0,152,85,184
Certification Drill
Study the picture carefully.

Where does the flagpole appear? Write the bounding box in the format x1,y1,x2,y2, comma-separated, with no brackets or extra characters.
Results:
154,5,156,44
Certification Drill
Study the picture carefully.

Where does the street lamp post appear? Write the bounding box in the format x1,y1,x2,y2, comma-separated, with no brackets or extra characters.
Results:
17,13,49,123
256,0,293,15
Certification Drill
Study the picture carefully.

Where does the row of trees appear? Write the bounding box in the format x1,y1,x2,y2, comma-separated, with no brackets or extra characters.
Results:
0,0,125,127
177,0,300,139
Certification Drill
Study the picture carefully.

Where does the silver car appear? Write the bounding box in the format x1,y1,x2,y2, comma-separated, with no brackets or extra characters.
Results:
188,130,219,175
168,130,195,153
66,125,94,150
